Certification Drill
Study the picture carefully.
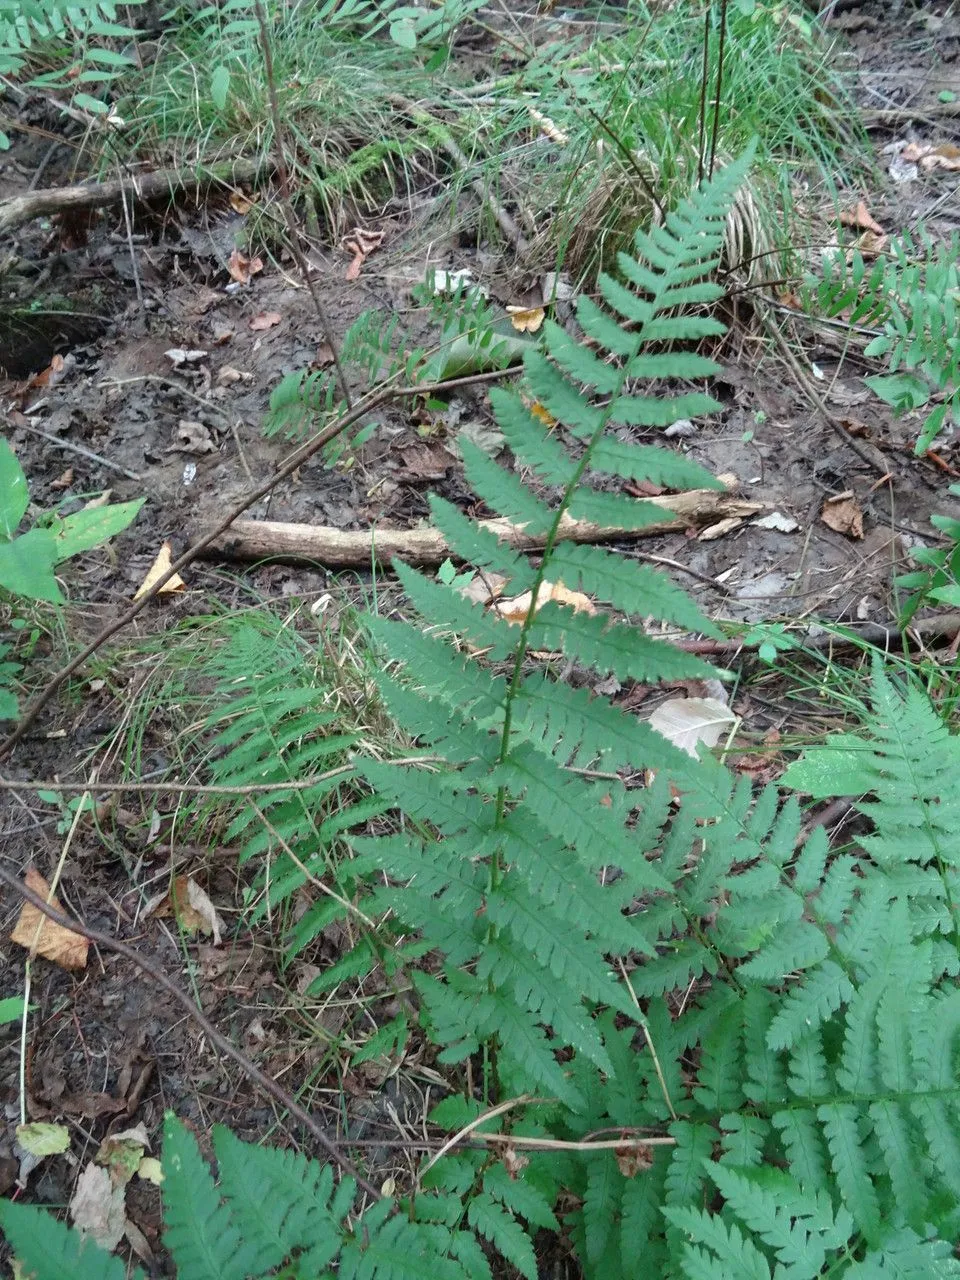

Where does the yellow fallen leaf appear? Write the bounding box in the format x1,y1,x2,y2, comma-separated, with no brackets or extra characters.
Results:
16,1122,71,1157
529,401,556,428
495,579,596,626
137,1156,164,1185
10,868,89,970
506,305,545,334
133,541,186,601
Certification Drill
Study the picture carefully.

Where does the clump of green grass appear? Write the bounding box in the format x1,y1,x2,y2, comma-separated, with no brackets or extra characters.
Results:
86,0,865,284
482,0,869,281
105,0,445,237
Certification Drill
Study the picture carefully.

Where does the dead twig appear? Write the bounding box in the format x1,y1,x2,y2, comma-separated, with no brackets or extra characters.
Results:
204,485,764,566
0,159,268,235
675,612,960,657
11,421,143,482
0,861,380,1199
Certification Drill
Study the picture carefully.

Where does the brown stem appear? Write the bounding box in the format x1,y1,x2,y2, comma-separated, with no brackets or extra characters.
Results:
0,862,380,1199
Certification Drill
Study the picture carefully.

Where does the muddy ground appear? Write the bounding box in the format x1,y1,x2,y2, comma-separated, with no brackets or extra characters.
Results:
2,0,960,1272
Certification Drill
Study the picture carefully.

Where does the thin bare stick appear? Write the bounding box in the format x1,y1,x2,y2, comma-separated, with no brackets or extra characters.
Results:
14,421,143,482
478,1132,675,1152
0,861,380,1198
419,1095,532,1181
248,799,377,929
0,758,439,798
253,0,352,409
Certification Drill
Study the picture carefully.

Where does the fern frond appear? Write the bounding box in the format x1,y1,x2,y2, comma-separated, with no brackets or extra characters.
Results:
213,1125,346,1274
0,1199,140,1280
162,1114,255,1280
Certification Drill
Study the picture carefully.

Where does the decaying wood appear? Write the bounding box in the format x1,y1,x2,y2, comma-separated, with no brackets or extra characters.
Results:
205,486,765,567
0,159,269,235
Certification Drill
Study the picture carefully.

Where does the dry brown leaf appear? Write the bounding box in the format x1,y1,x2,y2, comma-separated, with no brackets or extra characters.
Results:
902,141,960,171
153,876,224,944
341,227,384,282
615,1142,654,1178
249,310,282,331
494,579,596,626
226,249,263,285
10,868,89,970
133,542,186,600
69,1161,126,1252
838,200,884,235
50,467,74,490
228,191,255,215
821,493,864,539
506,305,545,334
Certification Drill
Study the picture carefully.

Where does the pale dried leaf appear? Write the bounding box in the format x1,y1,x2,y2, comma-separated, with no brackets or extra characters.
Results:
133,541,186,600
646,696,737,758
136,1156,164,1185
494,579,596,626
821,494,863,539
69,1161,126,1252
698,516,745,541
753,512,799,533
164,348,207,366
96,1124,150,1188
459,570,509,606
10,868,89,970
152,876,224,943
249,311,282,331
505,305,545,334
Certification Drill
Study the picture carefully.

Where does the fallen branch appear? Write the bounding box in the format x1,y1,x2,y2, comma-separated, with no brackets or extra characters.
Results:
205,486,765,567
0,861,379,1199
0,159,269,235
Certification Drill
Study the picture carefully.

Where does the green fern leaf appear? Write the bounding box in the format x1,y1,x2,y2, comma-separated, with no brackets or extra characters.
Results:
466,1193,537,1280
818,1102,882,1242
0,1199,141,1280
662,1206,771,1280
582,1155,623,1265
546,541,719,633
665,1122,714,1207
766,961,854,1052
213,1125,345,1274
483,1162,559,1231
772,1109,829,1191
162,1113,255,1280
719,1114,769,1167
